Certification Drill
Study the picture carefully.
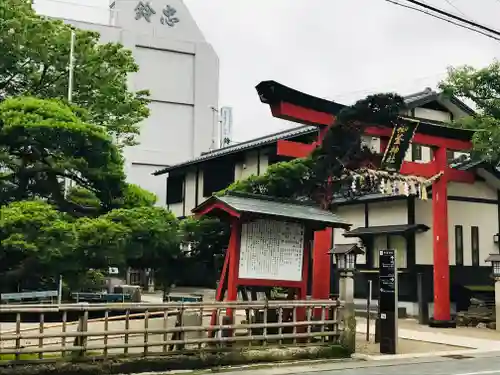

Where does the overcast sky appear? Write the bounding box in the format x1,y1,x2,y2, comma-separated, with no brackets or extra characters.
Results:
34,0,500,143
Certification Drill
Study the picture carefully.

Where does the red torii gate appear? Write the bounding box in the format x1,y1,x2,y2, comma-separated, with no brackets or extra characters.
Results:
256,81,475,326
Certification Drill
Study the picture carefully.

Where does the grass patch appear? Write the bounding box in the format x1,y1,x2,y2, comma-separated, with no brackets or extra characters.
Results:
0,353,60,362
0,352,101,363
0,345,349,375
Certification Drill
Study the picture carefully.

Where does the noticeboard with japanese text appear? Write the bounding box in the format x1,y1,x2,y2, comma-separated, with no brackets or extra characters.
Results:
238,219,305,282
380,120,419,172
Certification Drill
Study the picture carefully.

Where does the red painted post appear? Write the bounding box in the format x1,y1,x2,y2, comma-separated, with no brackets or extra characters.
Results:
312,228,332,319
226,220,241,319
297,231,311,330
432,147,451,322
312,229,332,300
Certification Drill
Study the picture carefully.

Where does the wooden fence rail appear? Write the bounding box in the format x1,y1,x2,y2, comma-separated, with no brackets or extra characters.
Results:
0,300,343,363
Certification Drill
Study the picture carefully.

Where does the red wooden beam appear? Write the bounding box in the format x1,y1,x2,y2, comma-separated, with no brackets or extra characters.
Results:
400,161,438,178
271,102,334,126
365,126,472,150
271,101,472,150
278,138,475,183
277,139,316,158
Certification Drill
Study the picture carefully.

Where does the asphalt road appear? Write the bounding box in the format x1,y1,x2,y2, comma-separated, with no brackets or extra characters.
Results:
217,352,500,375
303,357,500,375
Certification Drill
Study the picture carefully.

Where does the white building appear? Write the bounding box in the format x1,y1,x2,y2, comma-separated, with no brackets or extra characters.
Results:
35,0,219,205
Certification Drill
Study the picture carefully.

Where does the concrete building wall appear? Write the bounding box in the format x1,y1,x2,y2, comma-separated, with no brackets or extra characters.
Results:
37,0,219,207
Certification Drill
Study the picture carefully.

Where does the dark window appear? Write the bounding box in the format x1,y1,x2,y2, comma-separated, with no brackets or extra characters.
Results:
471,226,479,266
411,143,422,161
455,225,463,266
203,160,235,197
166,174,184,205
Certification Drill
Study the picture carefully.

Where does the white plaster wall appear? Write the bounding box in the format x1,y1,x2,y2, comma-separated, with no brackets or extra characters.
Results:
367,201,407,226
184,171,197,216
234,151,260,181
415,200,433,265
448,181,498,200
416,181,498,266
169,202,184,218
334,205,366,264
259,154,269,175
368,201,408,268
439,97,472,119
414,107,451,122
197,169,205,204
449,200,497,267
235,151,265,181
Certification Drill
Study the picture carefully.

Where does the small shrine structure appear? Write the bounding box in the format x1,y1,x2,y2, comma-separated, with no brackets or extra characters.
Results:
192,191,352,321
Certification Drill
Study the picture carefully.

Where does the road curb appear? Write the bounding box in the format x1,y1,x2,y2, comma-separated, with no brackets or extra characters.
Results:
352,348,500,361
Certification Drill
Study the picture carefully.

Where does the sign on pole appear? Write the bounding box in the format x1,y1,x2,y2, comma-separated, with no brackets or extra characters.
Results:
220,107,233,148
378,249,398,354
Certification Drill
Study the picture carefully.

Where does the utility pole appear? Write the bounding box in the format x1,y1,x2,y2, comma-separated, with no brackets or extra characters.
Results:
64,30,76,198
59,30,76,303
67,30,75,103
57,275,63,305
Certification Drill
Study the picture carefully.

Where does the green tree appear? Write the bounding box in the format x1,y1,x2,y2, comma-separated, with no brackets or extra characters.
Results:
103,206,181,289
440,61,500,160
114,183,158,208
178,217,229,287
0,0,150,145
66,183,158,213
0,97,126,215
0,200,75,292
72,216,129,273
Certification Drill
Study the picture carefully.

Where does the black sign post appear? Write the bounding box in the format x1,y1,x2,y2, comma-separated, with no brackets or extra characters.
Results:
378,249,398,354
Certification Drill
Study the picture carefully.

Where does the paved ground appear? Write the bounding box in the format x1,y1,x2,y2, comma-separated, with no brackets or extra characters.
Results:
355,333,461,355
213,351,500,375
356,318,500,350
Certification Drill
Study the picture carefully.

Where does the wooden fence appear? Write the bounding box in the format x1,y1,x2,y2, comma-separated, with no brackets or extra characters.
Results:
0,300,343,363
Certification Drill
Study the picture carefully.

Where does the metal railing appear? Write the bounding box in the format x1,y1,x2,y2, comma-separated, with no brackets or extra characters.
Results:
0,300,342,363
